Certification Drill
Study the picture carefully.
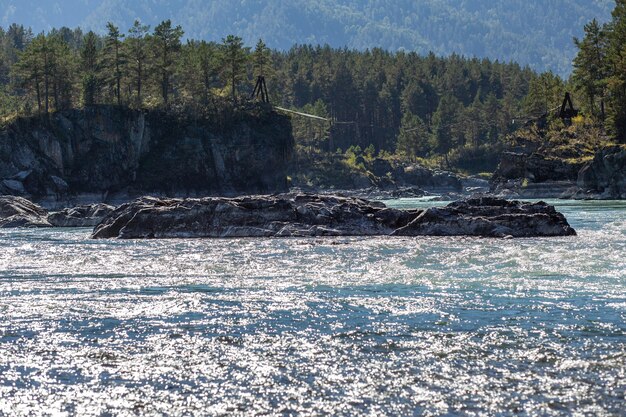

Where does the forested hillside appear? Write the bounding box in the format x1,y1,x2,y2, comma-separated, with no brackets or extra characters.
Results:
0,19,560,173
1,1,624,179
0,0,613,76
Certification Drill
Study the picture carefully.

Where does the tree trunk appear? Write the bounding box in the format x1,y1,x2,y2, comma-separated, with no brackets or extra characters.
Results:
35,75,41,114
137,62,142,106
115,44,121,106
44,54,49,114
232,72,236,103
53,78,59,111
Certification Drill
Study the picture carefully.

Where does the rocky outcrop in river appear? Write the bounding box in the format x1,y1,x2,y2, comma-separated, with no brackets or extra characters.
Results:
48,204,116,227
91,194,576,239
0,104,293,202
0,196,117,228
0,196,51,228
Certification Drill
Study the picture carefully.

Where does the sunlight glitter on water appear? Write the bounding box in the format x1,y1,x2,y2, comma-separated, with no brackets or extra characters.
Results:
0,200,624,416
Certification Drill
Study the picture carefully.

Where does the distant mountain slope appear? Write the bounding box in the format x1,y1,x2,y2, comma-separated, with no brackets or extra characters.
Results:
0,0,613,76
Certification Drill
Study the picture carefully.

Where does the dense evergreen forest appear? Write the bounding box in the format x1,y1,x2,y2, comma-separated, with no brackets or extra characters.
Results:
0,0,624,175
0,20,543,171
0,0,612,76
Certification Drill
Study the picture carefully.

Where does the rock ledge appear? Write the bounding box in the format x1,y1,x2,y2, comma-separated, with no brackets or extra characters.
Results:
91,194,576,239
0,196,51,228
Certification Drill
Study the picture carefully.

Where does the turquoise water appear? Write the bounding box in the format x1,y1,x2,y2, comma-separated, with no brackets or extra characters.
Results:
0,200,624,416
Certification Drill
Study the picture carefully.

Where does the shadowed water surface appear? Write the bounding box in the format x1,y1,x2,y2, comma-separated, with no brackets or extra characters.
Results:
0,199,624,416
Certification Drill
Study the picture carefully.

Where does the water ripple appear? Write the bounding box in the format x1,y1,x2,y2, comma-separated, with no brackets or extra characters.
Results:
0,200,624,416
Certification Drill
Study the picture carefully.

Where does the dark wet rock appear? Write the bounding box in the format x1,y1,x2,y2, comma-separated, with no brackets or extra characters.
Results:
393,197,576,237
492,151,586,198
91,194,575,239
577,146,626,199
1,179,25,194
48,203,116,227
0,196,51,228
368,158,395,177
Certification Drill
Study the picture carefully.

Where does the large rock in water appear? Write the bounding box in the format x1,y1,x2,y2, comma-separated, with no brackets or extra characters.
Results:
0,196,51,228
393,197,575,237
91,195,575,239
48,204,116,227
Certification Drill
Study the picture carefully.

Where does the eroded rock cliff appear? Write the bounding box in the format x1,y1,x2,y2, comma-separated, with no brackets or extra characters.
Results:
0,104,294,202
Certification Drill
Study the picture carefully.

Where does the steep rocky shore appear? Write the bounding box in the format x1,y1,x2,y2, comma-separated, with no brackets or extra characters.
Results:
0,104,294,204
91,194,575,239
489,122,626,199
491,146,626,199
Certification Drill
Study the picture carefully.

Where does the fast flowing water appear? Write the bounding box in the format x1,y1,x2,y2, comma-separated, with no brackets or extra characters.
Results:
0,199,624,416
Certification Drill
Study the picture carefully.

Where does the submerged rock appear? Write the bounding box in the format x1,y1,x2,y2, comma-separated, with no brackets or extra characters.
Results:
0,196,51,228
91,194,575,239
48,204,116,227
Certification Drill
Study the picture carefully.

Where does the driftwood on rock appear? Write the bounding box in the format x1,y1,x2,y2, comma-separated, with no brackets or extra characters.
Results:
91,194,576,239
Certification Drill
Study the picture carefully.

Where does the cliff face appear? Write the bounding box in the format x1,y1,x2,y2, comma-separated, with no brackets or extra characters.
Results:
0,105,294,201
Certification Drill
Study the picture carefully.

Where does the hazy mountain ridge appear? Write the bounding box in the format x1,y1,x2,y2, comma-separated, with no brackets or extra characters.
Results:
0,0,614,75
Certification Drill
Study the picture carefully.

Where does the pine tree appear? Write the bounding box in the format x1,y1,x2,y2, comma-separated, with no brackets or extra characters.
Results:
605,0,626,141
178,40,221,105
12,35,44,113
252,38,271,78
48,34,75,110
432,94,463,167
220,35,248,103
573,19,608,117
126,20,150,107
153,20,183,106
81,31,99,106
103,22,125,105
396,111,430,159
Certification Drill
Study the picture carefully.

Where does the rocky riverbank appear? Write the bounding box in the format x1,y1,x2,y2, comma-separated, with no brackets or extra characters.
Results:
491,146,626,200
489,121,626,200
576,145,626,199
91,194,575,239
